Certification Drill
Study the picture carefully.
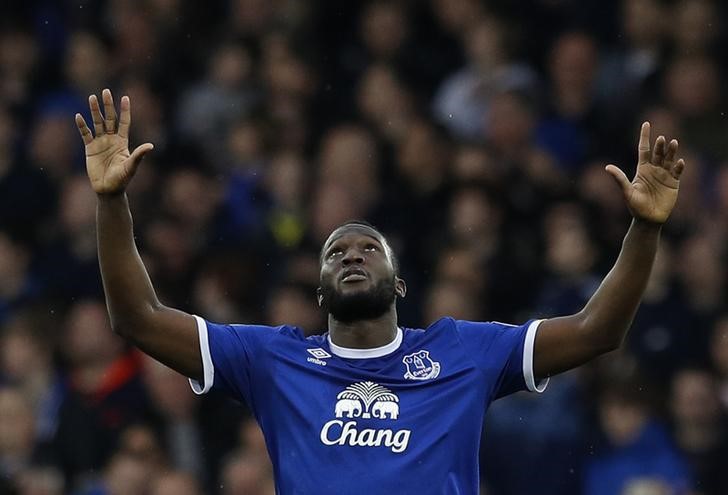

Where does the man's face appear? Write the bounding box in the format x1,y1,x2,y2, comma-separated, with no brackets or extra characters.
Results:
318,226,405,322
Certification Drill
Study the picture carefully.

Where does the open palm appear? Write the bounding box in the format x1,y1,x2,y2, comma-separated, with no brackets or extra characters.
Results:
75,89,153,195
606,122,685,224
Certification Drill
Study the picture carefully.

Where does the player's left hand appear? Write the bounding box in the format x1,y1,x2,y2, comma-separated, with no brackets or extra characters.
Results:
606,122,685,224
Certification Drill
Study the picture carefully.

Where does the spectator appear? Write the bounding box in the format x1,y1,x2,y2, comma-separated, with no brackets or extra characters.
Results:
0,386,37,481
584,379,692,495
670,368,728,495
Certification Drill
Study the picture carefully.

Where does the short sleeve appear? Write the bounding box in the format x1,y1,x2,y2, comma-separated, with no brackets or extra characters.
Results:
188,315,280,408
454,319,549,398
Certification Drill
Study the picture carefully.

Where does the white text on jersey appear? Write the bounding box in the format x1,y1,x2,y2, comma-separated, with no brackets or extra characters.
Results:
320,420,411,453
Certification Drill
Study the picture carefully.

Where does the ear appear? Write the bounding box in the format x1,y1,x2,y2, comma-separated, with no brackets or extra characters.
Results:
316,287,323,307
395,277,407,298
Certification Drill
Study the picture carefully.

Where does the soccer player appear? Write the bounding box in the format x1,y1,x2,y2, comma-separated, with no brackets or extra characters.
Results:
75,89,685,494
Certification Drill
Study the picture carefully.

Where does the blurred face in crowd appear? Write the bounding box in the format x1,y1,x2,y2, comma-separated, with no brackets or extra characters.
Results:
598,392,648,446
64,300,124,366
65,32,109,92
266,151,307,210
465,17,506,70
430,0,483,34
670,369,721,426
0,30,38,83
142,355,197,419
162,169,220,227
318,225,405,323
678,234,723,300
486,92,535,152
29,113,76,177
549,32,598,95
311,180,368,243
665,56,720,117
0,320,51,382
449,187,501,244
545,203,596,278
150,471,202,495
357,64,414,140
622,0,666,46
15,466,64,495
118,425,166,470
361,1,408,59
0,233,30,298
210,44,252,89
397,121,448,193
673,0,719,52
425,279,479,324
222,451,273,495
104,453,152,495
319,125,380,209
0,387,35,458
60,175,97,238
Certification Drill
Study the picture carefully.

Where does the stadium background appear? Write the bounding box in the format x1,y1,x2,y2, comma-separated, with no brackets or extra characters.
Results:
1,0,727,493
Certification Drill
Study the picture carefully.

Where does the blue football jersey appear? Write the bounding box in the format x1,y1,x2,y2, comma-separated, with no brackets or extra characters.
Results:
189,316,548,495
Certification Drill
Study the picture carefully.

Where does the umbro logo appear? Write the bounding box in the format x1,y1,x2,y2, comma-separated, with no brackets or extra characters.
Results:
307,348,331,366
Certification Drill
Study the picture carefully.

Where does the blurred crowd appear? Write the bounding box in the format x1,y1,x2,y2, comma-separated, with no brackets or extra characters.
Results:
1,0,728,494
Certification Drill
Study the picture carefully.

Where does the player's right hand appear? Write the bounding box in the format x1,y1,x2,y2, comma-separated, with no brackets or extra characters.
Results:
75,88,154,195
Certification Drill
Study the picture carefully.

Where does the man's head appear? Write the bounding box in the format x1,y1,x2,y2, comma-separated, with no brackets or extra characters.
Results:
317,221,405,323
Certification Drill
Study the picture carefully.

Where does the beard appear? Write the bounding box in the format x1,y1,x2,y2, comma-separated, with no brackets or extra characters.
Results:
320,276,397,323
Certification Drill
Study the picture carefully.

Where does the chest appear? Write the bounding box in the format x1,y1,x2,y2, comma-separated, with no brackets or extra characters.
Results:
252,343,489,436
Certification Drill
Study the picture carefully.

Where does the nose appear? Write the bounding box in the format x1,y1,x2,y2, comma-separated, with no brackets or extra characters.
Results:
342,248,365,265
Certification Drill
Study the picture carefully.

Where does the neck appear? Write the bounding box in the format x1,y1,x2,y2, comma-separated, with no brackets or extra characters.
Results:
328,307,399,349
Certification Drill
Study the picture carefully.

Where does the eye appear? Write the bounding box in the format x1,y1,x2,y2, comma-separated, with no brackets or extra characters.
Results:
327,248,343,259
364,244,379,252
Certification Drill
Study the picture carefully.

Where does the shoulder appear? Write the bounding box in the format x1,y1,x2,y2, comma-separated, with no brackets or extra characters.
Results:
449,318,533,350
400,317,456,340
401,317,522,339
199,316,307,343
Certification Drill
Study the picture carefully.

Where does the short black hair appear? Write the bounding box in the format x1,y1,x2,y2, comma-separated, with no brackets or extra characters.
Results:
319,220,400,275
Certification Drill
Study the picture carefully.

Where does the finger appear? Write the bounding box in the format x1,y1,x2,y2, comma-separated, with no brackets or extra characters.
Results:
638,122,651,164
652,135,666,167
605,164,632,196
75,113,94,145
128,143,155,175
664,139,678,166
118,96,131,139
671,158,685,180
102,88,117,134
89,94,105,135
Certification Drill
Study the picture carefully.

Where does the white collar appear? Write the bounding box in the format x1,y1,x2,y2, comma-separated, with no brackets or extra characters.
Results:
328,328,403,359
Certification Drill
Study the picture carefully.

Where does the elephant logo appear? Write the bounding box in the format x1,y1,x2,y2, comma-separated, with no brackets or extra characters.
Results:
402,350,441,381
371,401,399,419
334,381,399,420
335,399,362,418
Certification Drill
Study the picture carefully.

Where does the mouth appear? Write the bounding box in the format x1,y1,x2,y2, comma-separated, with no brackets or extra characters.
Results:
341,268,368,283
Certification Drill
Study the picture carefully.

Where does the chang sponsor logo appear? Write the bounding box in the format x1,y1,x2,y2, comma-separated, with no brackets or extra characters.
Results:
319,381,411,453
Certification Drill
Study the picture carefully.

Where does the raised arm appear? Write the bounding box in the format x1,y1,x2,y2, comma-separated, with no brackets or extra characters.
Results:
533,122,685,379
76,89,201,379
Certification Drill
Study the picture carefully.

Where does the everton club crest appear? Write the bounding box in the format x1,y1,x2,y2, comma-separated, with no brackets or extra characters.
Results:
402,350,441,381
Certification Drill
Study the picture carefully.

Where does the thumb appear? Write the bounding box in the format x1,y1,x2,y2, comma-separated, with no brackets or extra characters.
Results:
128,143,154,173
605,164,632,196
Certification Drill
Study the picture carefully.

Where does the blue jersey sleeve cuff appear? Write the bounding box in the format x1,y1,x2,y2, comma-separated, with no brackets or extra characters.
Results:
523,319,549,393
188,315,215,395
